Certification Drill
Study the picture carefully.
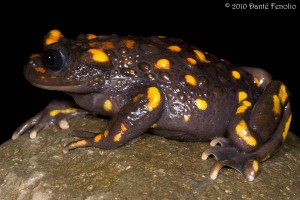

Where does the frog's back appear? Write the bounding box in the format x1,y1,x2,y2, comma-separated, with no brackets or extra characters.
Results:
73,34,260,94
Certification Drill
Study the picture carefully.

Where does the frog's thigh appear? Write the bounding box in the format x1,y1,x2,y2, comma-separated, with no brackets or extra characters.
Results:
228,80,291,154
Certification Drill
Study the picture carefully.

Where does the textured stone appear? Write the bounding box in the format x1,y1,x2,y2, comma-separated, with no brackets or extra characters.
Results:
0,116,299,199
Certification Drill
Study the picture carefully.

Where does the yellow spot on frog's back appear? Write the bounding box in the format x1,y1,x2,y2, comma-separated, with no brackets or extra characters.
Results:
272,95,281,115
147,87,161,112
235,120,257,146
103,100,112,112
253,76,261,87
87,34,97,40
168,45,181,52
94,134,103,142
123,39,135,49
186,58,197,65
114,133,122,142
232,70,241,79
35,67,45,73
238,91,248,103
155,59,170,69
282,114,292,141
193,50,210,63
102,41,114,49
88,42,98,47
185,75,197,86
88,49,109,62
103,130,109,137
158,36,166,38
49,108,77,117
45,30,63,46
252,160,259,172
195,98,207,110
279,84,288,105
184,114,191,122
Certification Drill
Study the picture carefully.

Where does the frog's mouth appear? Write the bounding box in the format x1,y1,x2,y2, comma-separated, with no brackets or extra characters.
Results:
24,69,88,93
23,58,95,93
30,82,89,93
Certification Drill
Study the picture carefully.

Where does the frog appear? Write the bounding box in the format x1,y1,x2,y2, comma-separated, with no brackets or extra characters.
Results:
12,30,292,181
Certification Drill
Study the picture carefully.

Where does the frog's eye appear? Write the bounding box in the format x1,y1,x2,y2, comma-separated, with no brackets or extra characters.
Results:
42,49,66,71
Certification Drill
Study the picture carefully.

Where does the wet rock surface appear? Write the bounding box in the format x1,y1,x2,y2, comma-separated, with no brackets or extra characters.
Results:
0,116,299,199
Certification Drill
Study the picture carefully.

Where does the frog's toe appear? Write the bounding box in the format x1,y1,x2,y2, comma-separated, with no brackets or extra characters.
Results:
63,132,105,153
29,130,38,139
63,139,92,153
62,131,98,153
209,161,223,180
243,159,259,181
58,119,70,129
12,112,44,140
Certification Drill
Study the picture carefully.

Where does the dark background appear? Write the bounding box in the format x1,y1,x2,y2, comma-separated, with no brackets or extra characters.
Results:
1,1,299,144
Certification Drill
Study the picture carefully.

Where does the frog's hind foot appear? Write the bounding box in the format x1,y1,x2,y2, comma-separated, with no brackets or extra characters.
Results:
202,139,259,181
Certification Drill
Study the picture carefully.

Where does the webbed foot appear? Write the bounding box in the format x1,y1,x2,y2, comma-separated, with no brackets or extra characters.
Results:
12,100,89,140
202,137,259,181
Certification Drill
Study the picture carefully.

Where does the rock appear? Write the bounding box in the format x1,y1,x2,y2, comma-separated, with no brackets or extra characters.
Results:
0,116,299,199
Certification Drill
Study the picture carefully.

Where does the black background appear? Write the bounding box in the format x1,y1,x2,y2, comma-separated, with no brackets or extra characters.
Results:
1,1,299,144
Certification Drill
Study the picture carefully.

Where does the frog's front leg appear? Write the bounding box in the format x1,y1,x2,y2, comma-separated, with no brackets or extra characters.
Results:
63,86,164,152
12,100,89,140
202,80,292,181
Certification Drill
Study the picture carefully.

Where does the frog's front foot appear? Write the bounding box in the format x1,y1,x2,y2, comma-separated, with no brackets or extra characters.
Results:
12,100,89,140
202,137,259,181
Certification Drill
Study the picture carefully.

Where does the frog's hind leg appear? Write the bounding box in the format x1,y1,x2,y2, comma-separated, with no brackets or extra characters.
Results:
202,80,292,181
